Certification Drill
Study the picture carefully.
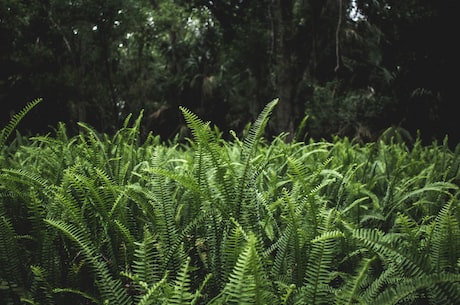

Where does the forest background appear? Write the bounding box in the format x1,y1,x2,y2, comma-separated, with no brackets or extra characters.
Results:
0,0,457,146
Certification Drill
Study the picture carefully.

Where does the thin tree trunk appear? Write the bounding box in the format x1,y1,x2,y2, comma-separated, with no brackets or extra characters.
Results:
272,0,296,139
270,0,330,140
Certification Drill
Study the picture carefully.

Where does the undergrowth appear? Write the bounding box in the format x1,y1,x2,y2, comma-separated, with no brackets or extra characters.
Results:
1,99,459,304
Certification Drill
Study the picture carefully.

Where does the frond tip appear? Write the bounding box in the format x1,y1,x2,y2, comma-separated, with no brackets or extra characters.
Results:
0,98,43,148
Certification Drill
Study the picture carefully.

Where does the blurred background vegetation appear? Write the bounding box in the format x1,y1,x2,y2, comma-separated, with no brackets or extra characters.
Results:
0,0,457,145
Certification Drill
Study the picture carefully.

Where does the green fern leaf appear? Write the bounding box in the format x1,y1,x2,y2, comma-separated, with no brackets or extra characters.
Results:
0,98,43,148
148,152,184,277
132,227,162,287
53,287,100,304
180,105,236,217
45,218,132,305
300,209,344,305
373,273,460,305
352,228,428,278
136,274,168,305
236,99,278,216
335,256,377,305
30,265,55,305
167,257,194,305
220,219,249,283
0,208,25,289
217,233,273,305
429,198,460,272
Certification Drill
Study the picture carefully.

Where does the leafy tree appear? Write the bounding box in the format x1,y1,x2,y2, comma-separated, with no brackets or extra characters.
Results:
345,0,457,144
0,0,457,145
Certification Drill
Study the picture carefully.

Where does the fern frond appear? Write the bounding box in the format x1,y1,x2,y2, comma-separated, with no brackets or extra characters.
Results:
335,256,377,305
145,166,201,198
114,219,136,253
0,208,25,288
45,219,132,305
180,105,236,217
53,287,99,304
429,198,460,272
132,227,162,287
51,170,84,222
220,219,249,283
352,228,428,278
26,188,48,239
373,273,460,305
148,152,184,277
301,209,344,305
241,98,278,162
76,122,111,176
30,265,54,305
114,110,143,146
166,257,194,305
0,168,54,199
217,233,274,305
268,218,295,274
387,181,458,218
0,98,43,148
360,263,397,302
136,274,168,305
201,208,225,293
274,281,297,305
179,106,214,146
236,99,278,216
268,188,314,285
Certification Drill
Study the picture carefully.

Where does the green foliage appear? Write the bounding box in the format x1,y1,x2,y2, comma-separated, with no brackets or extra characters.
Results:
0,98,43,149
1,100,459,304
210,232,273,305
306,81,393,142
2,0,457,146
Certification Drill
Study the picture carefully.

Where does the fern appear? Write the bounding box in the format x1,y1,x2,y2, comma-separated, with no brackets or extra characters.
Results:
76,121,112,178
1,98,459,304
108,110,144,185
267,212,296,279
428,197,460,272
352,228,428,278
296,209,344,305
0,98,43,149
166,257,195,304
211,233,273,305
135,274,168,305
45,218,132,305
235,98,278,218
335,256,377,305
220,219,250,283
201,208,226,293
149,151,185,277
53,287,100,304
178,101,279,294
132,227,162,288
351,226,460,304
386,181,457,220
0,168,54,200
0,206,26,293
372,273,460,305
180,105,235,219
29,265,55,305
267,189,304,284
118,226,166,304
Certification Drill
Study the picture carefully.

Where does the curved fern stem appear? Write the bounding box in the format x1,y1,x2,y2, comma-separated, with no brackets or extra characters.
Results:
0,98,43,149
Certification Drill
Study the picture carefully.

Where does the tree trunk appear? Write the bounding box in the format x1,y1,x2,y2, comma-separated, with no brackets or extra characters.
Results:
276,62,296,138
270,0,331,140
272,0,296,139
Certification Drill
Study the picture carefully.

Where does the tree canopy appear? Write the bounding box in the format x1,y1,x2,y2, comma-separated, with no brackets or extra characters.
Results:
0,0,457,145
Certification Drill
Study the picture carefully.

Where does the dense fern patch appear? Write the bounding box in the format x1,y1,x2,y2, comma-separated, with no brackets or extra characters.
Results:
1,99,459,304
